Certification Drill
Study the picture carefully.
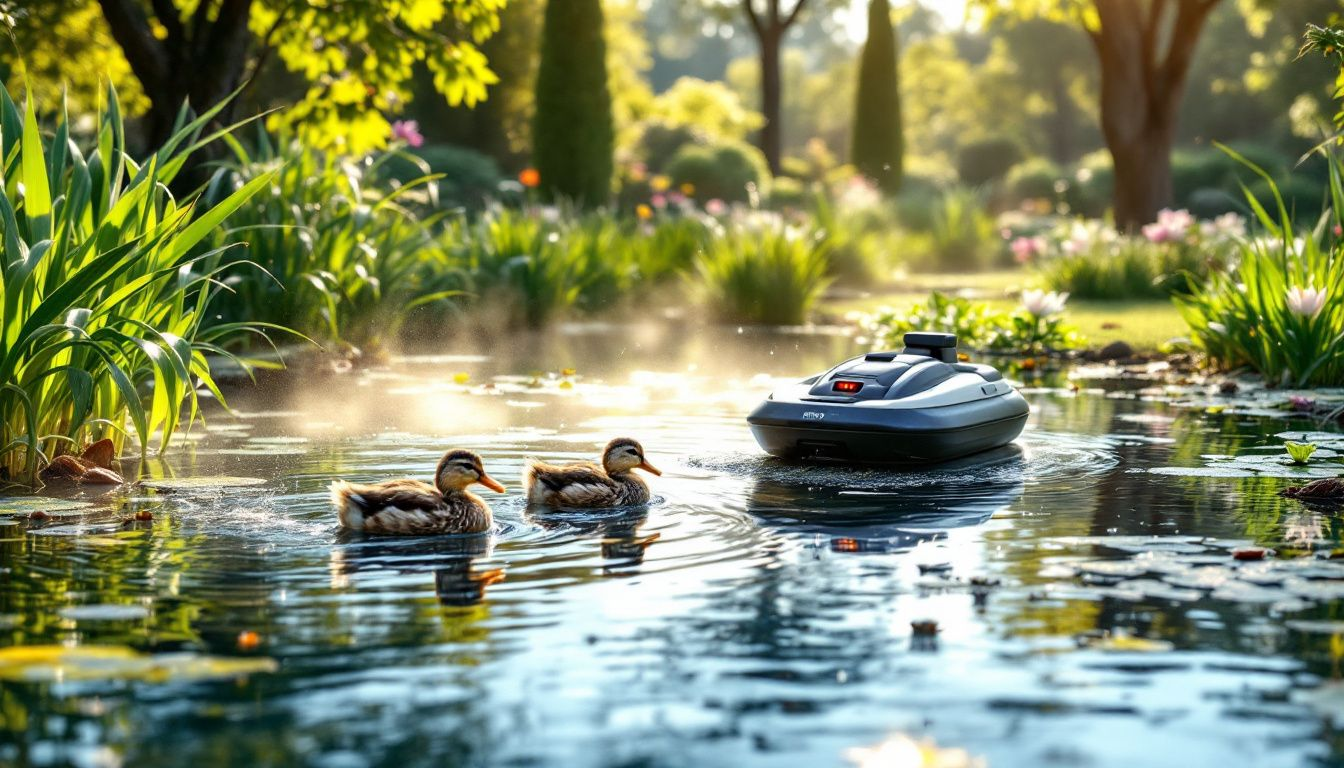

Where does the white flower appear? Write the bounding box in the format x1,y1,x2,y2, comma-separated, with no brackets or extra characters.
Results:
1207,322,1227,334
1286,285,1327,318
1020,289,1069,318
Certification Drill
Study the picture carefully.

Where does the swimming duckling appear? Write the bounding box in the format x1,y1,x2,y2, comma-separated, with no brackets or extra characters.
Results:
524,438,661,508
331,449,505,535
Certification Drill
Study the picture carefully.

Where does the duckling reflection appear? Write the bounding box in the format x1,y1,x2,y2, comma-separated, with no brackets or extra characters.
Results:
329,530,503,606
743,444,1027,553
525,505,659,568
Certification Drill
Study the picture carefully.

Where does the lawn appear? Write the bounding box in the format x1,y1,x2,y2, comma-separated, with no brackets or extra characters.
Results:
823,270,1188,353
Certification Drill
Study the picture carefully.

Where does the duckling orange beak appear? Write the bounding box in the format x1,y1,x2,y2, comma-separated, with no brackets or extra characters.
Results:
637,460,662,476
478,473,506,493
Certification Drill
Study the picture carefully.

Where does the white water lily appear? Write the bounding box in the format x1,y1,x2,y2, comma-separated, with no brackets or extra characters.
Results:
1020,289,1069,318
1286,285,1327,318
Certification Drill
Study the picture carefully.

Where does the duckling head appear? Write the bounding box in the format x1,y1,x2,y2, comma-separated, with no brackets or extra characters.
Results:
602,438,662,477
435,450,506,494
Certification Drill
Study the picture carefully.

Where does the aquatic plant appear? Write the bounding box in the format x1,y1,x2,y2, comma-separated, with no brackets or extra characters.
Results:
1285,441,1318,464
205,133,465,350
1175,145,1344,386
855,292,1009,351
855,290,1082,356
694,215,831,325
0,85,277,484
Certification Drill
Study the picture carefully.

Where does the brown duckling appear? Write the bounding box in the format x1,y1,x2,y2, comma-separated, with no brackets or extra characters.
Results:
524,437,661,509
331,449,505,535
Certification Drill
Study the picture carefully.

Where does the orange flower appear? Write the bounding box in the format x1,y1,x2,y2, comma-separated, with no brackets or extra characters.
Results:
680,182,695,196
518,168,540,188
636,204,653,220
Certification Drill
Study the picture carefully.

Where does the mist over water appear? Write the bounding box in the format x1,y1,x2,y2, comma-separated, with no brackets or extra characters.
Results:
1,325,1342,767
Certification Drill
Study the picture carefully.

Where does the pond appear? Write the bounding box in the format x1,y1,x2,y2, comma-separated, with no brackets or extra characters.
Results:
2,324,1344,767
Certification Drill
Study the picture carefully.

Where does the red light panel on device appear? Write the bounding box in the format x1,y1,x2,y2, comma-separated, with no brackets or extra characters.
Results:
833,380,862,393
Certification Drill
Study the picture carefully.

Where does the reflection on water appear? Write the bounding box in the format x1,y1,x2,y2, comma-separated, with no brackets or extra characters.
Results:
0,324,1342,767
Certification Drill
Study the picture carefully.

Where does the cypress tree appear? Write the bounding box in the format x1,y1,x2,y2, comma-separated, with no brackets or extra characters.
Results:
532,0,614,207
851,0,903,193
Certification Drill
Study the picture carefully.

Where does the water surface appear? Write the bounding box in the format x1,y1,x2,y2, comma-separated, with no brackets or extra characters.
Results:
2,325,1343,767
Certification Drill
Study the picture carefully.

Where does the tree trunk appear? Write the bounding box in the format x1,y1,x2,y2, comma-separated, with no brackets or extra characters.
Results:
1109,129,1174,229
98,0,253,153
758,27,783,175
1091,0,1220,231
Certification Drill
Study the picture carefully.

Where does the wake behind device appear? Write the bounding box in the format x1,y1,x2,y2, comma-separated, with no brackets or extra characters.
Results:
747,332,1029,463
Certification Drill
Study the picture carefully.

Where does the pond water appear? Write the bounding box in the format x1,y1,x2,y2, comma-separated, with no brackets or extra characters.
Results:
3,324,1344,767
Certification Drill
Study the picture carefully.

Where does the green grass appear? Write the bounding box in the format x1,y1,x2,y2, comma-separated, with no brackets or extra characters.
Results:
825,269,1186,352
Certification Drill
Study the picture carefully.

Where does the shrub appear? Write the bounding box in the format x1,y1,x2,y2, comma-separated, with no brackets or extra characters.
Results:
208,135,464,349
813,189,901,285
1017,210,1243,300
0,86,277,484
768,176,810,209
851,0,903,192
635,121,702,173
854,290,1081,355
956,137,1023,187
666,140,771,203
383,144,503,209
924,187,997,270
533,0,614,206
1005,158,1064,204
1064,151,1114,218
695,215,830,325
1176,148,1344,386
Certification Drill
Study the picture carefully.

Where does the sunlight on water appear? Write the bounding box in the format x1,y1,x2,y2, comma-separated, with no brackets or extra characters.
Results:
1,327,1342,767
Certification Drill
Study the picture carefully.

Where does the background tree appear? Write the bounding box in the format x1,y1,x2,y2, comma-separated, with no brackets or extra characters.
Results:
533,0,615,205
7,0,505,153
850,0,903,191
976,0,1225,229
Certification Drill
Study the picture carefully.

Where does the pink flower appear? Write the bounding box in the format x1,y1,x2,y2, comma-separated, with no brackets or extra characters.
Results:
1010,236,1045,263
391,120,424,148
651,193,667,209
668,191,687,206
1289,395,1315,412
1143,208,1194,243
705,199,726,216
1334,224,1343,237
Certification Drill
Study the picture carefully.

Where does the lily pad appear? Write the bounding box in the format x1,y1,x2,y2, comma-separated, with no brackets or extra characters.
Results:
0,498,97,516
0,645,276,683
139,477,267,492
1286,620,1344,635
58,604,150,621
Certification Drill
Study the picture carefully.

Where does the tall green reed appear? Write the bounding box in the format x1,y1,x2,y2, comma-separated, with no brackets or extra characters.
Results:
0,84,276,484
694,215,831,325
205,134,465,349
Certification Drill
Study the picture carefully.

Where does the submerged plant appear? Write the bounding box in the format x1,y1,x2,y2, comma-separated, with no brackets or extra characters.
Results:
1285,441,1319,464
0,84,277,484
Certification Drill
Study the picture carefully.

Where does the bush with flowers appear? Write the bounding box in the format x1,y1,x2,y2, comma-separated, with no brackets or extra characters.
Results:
854,289,1082,357
1005,208,1245,300
1175,151,1344,386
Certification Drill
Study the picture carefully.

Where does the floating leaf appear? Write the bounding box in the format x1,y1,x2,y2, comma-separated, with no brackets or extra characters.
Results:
139,476,267,492
0,498,97,516
1286,441,1319,465
0,645,276,682
1084,634,1174,652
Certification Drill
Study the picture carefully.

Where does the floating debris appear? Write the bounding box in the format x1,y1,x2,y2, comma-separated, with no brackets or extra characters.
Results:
237,631,262,651
1232,547,1269,561
1282,478,1344,501
0,645,276,682
911,620,940,637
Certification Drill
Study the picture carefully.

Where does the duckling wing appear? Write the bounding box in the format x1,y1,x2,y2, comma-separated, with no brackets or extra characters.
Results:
525,461,622,507
343,479,444,513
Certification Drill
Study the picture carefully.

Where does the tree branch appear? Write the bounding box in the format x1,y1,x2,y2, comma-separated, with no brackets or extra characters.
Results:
95,0,169,95
743,0,763,38
1157,0,1219,108
782,0,810,29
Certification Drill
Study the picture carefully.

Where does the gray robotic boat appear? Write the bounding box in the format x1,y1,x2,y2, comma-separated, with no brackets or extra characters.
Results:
747,332,1029,464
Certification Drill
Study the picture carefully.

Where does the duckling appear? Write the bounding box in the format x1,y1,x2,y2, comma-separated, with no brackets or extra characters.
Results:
331,449,505,535
524,438,661,508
